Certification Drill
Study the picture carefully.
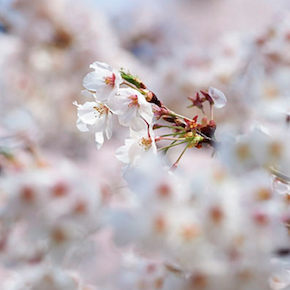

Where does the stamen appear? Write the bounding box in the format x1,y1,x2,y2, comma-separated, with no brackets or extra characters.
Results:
139,137,152,150
104,73,116,87
93,104,108,117
128,94,140,108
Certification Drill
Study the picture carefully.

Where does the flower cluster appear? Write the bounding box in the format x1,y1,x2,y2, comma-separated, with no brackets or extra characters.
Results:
75,61,227,169
74,62,155,165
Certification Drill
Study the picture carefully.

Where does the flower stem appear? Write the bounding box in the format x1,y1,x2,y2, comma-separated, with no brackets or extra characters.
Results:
171,143,190,170
122,81,144,94
156,136,186,142
159,132,183,137
270,166,290,183
154,125,185,130
210,104,214,120
157,140,188,152
167,109,192,122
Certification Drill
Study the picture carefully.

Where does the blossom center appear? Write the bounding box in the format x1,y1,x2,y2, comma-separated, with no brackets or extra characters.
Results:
128,94,140,108
153,215,167,233
20,186,35,204
256,187,271,201
263,84,279,99
104,73,116,87
51,227,67,244
156,183,172,198
269,141,283,159
180,224,200,241
209,206,224,224
94,104,108,117
236,143,251,161
139,137,152,150
190,272,208,289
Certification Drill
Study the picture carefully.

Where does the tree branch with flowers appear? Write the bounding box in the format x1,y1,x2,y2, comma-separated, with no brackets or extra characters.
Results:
74,61,227,169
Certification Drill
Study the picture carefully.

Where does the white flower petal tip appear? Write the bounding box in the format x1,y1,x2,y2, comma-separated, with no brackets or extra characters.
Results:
95,132,104,150
208,87,227,109
115,119,156,168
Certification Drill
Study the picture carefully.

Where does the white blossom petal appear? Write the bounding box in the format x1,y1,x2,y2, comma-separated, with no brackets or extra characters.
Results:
90,61,112,71
208,87,227,109
83,72,104,92
81,90,97,100
116,139,134,164
139,102,154,124
105,113,113,140
76,119,89,132
74,99,113,149
95,132,104,149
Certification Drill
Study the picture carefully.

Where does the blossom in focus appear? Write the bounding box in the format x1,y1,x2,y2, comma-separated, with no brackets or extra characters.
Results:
115,119,156,167
83,62,123,102
108,88,154,126
73,100,112,149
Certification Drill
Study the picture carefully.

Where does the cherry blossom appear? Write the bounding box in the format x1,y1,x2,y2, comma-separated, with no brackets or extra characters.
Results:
115,119,156,167
83,62,123,102
208,87,227,109
73,100,112,149
108,88,154,126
